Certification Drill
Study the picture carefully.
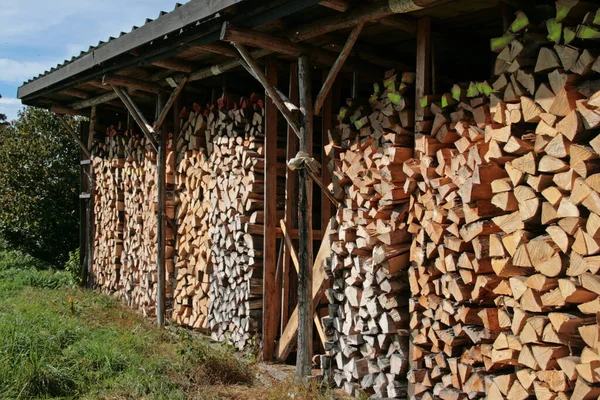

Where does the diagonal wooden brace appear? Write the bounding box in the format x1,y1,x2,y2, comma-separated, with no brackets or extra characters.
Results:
111,85,159,153
314,22,364,115
279,219,328,348
56,115,91,159
230,42,302,139
154,76,188,132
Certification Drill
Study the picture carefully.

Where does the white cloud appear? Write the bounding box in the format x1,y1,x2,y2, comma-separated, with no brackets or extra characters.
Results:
0,97,24,121
0,58,62,84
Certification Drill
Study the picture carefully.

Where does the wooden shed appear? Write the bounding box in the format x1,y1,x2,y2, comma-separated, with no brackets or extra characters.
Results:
18,0,600,398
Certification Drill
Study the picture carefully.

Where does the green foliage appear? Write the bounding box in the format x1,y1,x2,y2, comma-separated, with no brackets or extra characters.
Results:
0,252,258,400
65,248,81,284
0,107,80,266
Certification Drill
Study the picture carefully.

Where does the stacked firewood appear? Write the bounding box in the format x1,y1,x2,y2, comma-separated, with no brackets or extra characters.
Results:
204,97,274,350
92,135,124,292
407,3,600,399
172,108,213,329
323,70,416,398
120,135,147,308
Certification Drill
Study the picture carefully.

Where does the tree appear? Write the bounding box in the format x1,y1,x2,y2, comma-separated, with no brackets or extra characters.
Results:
0,107,80,266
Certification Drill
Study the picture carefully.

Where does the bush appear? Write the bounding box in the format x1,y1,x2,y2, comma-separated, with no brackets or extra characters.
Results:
65,249,81,284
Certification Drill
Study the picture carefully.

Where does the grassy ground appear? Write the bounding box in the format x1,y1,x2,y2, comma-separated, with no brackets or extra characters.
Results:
0,250,336,400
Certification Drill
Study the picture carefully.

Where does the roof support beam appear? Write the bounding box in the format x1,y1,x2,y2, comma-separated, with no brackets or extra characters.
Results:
319,0,349,12
71,91,119,110
152,58,194,73
111,85,159,153
231,42,301,138
188,48,273,82
103,73,165,94
154,76,188,132
196,43,238,58
289,0,445,41
221,22,380,76
50,103,90,117
314,22,364,115
56,115,92,159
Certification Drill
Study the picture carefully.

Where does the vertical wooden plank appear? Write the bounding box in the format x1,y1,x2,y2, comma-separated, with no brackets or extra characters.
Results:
321,69,333,232
296,54,314,378
88,106,96,150
352,71,360,99
263,55,279,362
79,121,89,287
415,17,432,125
157,93,167,327
282,63,299,335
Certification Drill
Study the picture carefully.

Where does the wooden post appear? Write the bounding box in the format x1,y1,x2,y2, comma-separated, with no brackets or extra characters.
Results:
263,55,279,361
88,106,96,149
296,54,314,379
79,121,89,288
352,71,360,99
156,93,167,327
415,17,431,125
282,63,299,335
321,69,334,232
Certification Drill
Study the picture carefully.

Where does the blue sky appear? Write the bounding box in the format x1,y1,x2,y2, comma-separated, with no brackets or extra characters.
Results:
0,0,189,121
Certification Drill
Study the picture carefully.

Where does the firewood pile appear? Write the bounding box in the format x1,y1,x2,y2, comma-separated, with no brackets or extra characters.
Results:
203,96,278,350
92,135,124,292
322,70,416,397
406,2,600,399
173,107,213,329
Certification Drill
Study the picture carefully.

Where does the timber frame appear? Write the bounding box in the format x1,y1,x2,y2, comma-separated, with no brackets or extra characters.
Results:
19,0,509,377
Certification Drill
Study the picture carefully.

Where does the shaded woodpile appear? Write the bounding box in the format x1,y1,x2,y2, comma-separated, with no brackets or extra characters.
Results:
92,135,124,292
323,70,416,398
93,129,175,317
406,3,600,399
205,97,277,350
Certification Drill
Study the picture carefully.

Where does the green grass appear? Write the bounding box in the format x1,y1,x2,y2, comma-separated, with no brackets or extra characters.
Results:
0,251,256,399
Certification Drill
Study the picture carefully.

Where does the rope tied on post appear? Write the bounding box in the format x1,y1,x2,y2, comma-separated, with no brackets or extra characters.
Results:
287,151,321,173
288,151,342,209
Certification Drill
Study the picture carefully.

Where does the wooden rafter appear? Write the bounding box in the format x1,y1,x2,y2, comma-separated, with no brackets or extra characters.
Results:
319,0,349,12
70,91,120,110
152,58,194,73
314,22,364,115
231,42,302,138
56,115,91,158
111,85,159,153
221,22,379,76
103,74,165,94
154,76,188,132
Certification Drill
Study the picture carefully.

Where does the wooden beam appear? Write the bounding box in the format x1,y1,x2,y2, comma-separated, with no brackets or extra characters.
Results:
111,85,159,153
296,54,313,379
263,55,279,362
321,70,334,234
154,76,188,131
231,42,302,138
319,0,349,12
60,88,92,99
288,0,443,42
50,103,90,117
88,105,96,150
276,220,332,363
152,58,194,73
221,22,379,76
379,14,418,33
56,115,91,159
415,17,432,124
189,48,273,82
282,63,299,336
280,219,301,274
156,93,167,328
281,218,327,350
314,22,363,115
103,73,165,94
70,91,119,110
196,43,239,57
